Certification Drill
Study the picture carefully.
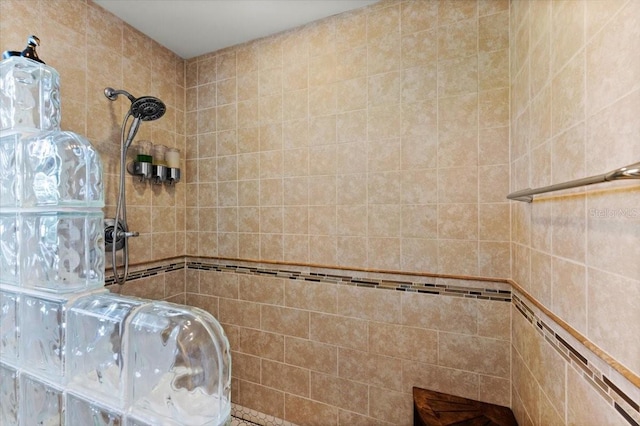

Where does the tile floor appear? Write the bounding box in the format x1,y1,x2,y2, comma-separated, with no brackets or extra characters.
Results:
230,416,261,426
230,404,296,426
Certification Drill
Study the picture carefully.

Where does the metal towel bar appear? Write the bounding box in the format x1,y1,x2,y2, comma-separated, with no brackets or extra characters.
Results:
507,161,640,202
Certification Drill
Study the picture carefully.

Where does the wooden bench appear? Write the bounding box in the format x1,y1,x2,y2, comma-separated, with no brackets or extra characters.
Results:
413,387,518,426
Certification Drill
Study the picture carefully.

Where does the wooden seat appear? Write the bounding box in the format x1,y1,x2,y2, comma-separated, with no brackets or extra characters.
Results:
413,387,518,426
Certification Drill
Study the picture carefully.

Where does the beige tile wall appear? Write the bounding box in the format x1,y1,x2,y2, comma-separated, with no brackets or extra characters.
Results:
118,267,186,304
0,0,187,266
5,0,638,423
510,0,640,424
186,267,512,425
185,0,512,278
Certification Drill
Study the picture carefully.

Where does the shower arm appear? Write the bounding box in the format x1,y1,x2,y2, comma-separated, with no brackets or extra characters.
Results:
105,87,136,103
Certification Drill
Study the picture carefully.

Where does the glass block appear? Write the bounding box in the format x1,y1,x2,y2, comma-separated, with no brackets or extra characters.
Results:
21,130,104,207
86,212,106,286
0,57,60,132
0,290,19,361
66,392,122,426
20,212,105,293
66,294,143,407
0,213,19,285
125,415,183,426
0,133,21,207
86,138,104,206
20,373,63,426
127,302,232,426
0,363,19,425
19,293,66,381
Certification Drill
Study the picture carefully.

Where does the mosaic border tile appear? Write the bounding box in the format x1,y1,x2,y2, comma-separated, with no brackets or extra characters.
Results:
513,293,640,426
186,260,512,302
104,261,184,285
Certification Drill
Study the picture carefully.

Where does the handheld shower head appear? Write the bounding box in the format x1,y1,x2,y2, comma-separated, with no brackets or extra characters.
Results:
104,87,166,121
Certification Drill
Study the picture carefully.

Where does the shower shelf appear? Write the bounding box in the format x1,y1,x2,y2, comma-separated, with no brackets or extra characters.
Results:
507,161,640,202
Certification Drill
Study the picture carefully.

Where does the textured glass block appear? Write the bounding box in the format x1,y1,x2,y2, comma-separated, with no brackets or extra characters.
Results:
0,290,19,361
21,130,104,207
0,133,20,207
0,57,60,132
0,213,19,284
86,212,106,286
127,302,232,426
19,293,66,381
20,212,104,292
66,392,122,426
0,363,19,425
67,294,143,407
125,415,183,426
20,373,63,426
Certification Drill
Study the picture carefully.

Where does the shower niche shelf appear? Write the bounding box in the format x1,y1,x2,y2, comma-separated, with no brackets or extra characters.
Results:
127,161,181,185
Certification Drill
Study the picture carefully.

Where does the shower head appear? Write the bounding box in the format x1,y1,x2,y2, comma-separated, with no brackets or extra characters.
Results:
104,87,166,121
131,96,166,121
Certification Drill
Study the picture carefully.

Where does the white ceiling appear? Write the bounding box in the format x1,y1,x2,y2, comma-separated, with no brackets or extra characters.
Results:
94,0,379,59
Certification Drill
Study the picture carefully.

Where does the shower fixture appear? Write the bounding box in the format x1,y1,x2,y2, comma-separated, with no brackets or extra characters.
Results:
104,87,166,122
104,87,166,285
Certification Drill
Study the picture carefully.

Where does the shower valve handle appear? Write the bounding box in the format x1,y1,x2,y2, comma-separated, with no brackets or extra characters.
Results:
117,230,140,239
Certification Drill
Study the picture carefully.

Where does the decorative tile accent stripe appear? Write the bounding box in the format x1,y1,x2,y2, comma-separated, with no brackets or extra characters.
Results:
186,261,512,302
513,294,640,426
104,261,184,285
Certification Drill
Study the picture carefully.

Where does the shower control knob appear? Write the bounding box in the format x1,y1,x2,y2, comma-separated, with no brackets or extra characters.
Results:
104,218,138,252
118,230,140,239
